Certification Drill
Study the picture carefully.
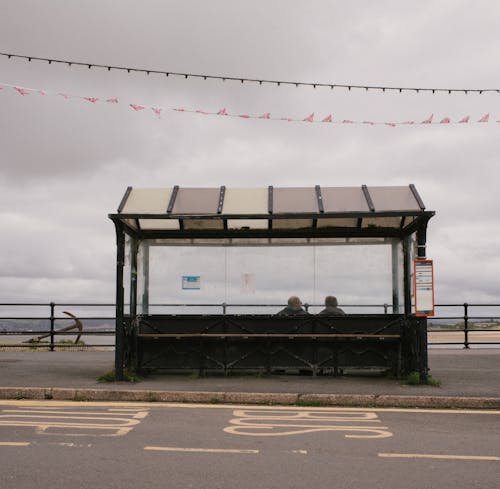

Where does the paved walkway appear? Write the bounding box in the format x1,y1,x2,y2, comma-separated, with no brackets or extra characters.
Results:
0,349,499,408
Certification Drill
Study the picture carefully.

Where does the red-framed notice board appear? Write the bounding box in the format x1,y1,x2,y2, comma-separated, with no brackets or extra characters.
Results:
414,259,435,316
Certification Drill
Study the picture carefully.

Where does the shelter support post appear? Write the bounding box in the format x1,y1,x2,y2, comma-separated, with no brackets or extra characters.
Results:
130,237,139,317
416,223,428,259
402,235,413,316
418,317,429,384
416,221,430,383
391,240,401,314
114,222,125,381
140,242,150,315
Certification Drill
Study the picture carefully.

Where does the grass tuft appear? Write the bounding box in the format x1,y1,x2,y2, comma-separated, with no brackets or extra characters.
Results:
405,371,441,387
97,368,142,383
296,399,327,407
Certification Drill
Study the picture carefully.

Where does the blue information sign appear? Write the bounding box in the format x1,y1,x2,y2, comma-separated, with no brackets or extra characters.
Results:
182,275,201,290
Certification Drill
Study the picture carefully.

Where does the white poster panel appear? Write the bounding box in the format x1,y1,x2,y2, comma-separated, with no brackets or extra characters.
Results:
414,260,434,316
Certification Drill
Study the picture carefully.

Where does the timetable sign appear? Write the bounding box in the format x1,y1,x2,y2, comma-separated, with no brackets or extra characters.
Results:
414,259,435,316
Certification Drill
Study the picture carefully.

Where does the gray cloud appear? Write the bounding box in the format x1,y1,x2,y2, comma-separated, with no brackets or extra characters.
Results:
1,1,499,306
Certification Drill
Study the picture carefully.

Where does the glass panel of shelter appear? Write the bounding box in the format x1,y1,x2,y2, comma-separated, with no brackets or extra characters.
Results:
134,237,408,316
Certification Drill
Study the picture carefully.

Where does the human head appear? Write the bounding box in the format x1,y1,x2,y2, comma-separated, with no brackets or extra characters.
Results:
325,295,338,307
287,296,302,309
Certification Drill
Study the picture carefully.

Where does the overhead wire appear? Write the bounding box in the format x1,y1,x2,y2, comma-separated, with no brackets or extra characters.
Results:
1,51,499,95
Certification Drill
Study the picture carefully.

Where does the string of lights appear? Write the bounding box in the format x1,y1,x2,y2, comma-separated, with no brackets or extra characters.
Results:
1,51,499,95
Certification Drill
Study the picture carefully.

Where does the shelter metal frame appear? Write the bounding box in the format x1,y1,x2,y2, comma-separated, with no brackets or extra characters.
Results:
109,185,434,381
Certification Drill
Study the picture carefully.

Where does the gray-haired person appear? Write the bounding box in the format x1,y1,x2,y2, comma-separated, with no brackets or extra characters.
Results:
277,296,309,316
319,296,345,315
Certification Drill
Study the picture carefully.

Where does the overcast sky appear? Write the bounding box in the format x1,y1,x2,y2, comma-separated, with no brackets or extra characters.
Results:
1,0,499,307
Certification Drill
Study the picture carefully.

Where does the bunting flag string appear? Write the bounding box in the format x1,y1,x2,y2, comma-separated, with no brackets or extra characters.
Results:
1,81,498,126
1,51,500,95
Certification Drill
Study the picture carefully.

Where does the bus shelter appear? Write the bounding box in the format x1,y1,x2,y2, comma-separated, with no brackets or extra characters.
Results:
109,185,435,381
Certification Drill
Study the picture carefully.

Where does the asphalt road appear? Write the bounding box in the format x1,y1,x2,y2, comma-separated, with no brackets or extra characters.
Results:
1,401,499,489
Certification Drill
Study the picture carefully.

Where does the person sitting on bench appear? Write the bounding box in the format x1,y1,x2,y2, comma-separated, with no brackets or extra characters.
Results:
319,295,345,315
277,296,309,315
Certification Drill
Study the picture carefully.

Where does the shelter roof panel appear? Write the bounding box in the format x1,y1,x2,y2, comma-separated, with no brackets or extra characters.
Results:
223,188,269,229
139,219,179,230
368,186,422,211
172,187,221,214
317,218,359,228
228,219,268,230
183,218,224,230
362,216,402,228
122,188,172,214
273,218,313,229
110,185,434,238
124,218,138,230
273,187,318,213
222,188,268,214
321,187,370,212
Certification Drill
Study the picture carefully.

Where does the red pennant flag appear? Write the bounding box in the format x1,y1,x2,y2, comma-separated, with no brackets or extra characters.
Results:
239,114,251,118
421,114,433,124
303,113,314,122
14,87,30,96
130,104,145,111
478,113,490,123
106,97,119,103
459,116,470,123
440,117,451,123
84,97,99,103
217,108,228,115
322,115,333,123
259,112,271,119
152,107,162,118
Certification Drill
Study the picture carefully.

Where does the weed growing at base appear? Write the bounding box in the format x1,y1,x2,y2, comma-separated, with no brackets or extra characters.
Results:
97,368,142,383
405,371,441,387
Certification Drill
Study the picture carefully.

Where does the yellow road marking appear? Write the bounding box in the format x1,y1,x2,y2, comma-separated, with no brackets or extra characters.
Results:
144,446,259,454
0,406,149,437
379,453,500,461
1,413,143,424
0,441,31,446
231,409,380,421
1,400,499,416
225,409,393,438
224,424,392,438
2,409,146,417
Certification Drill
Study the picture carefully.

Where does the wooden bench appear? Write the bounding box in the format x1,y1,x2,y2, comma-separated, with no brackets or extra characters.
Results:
128,313,424,377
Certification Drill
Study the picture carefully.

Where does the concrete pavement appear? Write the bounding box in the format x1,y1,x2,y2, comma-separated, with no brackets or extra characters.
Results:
0,349,499,408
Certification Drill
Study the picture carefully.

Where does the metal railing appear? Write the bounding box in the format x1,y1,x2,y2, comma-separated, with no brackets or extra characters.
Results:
0,301,499,350
0,302,116,351
428,303,500,348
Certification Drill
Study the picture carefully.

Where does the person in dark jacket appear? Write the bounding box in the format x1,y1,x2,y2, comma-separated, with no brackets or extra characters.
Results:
319,295,345,315
277,296,309,315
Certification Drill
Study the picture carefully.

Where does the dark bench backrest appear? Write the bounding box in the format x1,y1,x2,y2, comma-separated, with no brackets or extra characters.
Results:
137,314,405,336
